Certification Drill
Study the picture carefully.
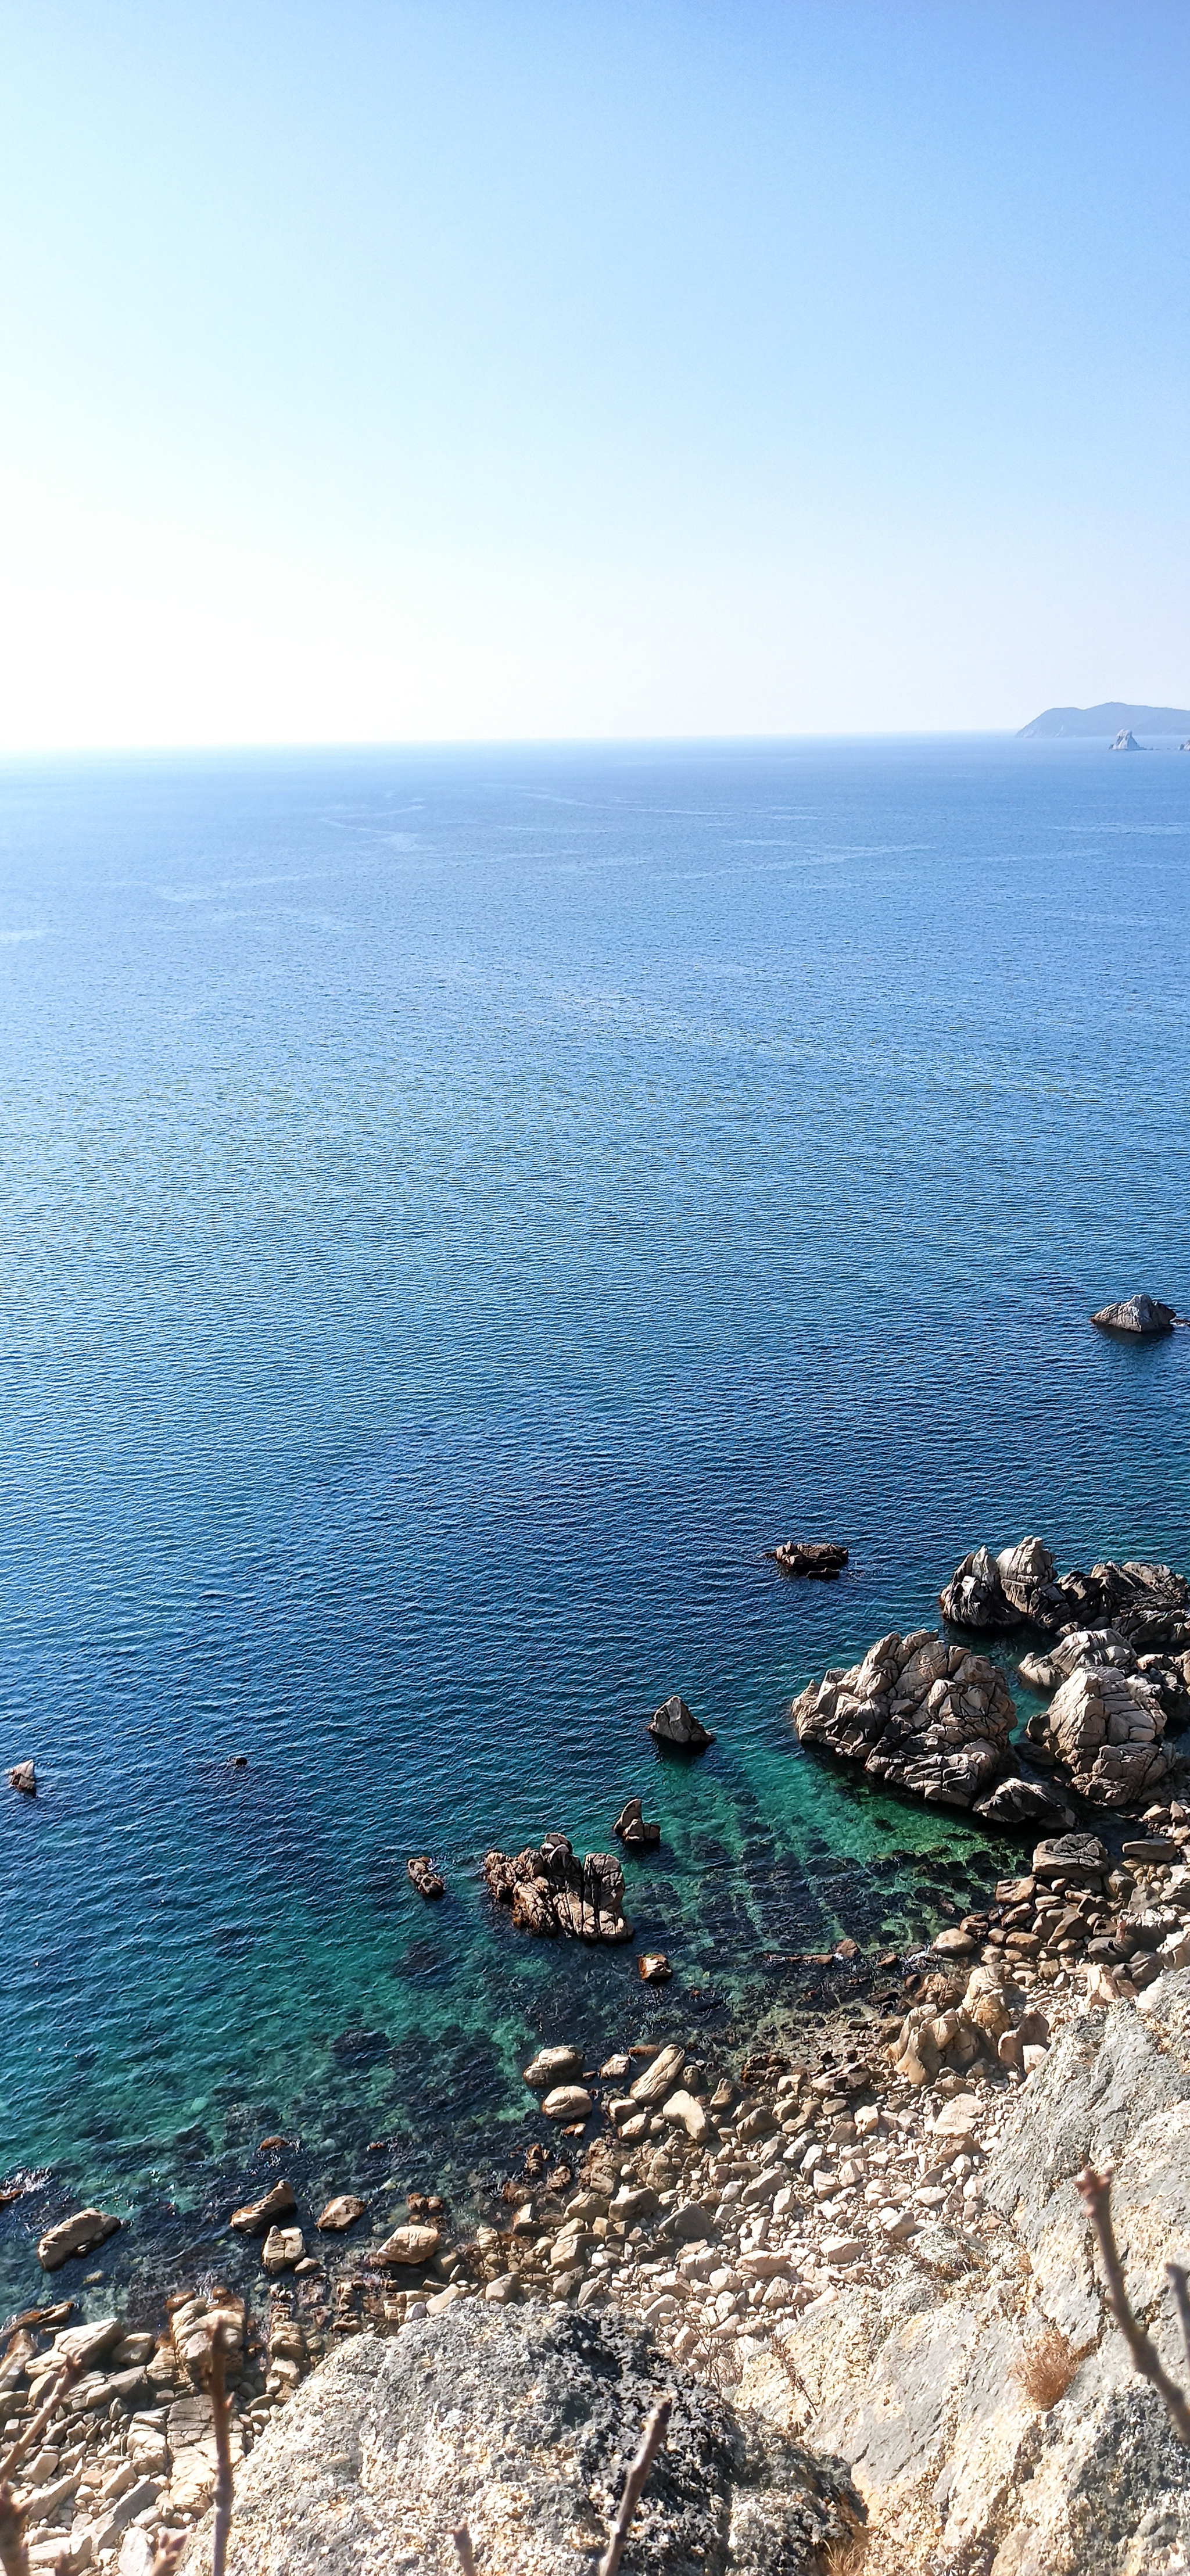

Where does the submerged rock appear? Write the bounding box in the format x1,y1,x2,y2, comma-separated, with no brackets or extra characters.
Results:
1093,1292,1176,1334
791,1629,1016,1810
648,1694,715,1751
187,2305,863,2576
316,2195,365,2233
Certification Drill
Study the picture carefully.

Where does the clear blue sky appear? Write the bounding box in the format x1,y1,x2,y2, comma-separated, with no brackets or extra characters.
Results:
2,1,1188,747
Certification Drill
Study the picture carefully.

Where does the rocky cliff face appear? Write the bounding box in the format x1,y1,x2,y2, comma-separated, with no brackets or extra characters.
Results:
739,1969,1190,2575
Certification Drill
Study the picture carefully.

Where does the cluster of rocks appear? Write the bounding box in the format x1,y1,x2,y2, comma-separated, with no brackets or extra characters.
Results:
789,1627,1062,1821
0,2283,313,2573
404,1856,443,1900
939,1536,1190,1653
481,1835,632,1941
1018,1618,1190,1729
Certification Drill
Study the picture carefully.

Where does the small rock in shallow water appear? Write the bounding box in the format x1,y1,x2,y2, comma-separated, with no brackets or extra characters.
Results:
316,2195,366,2232
637,1952,672,1983
8,1760,35,1794
612,1797,661,1847
375,2223,442,2266
766,1540,848,1578
406,1855,445,1899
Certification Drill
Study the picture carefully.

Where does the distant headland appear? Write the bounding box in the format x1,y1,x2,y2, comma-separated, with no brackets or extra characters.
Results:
1018,699,1190,738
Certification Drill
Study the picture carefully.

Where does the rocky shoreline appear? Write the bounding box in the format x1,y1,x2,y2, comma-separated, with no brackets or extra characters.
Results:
10,1802,1190,2570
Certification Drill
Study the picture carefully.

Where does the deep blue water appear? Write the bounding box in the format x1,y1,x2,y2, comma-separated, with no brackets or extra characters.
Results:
1,735,1188,2310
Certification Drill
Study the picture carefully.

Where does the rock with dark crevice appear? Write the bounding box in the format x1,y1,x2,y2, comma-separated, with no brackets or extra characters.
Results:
1026,1666,1170,1808
765,1540,849,1578
482,1837,632,1943
791,1629,1016,1811
648,1694,715,1751
187,2305,863,2576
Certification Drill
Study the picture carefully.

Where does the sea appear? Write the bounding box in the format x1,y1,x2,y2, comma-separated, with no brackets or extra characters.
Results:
1,732,1188,2318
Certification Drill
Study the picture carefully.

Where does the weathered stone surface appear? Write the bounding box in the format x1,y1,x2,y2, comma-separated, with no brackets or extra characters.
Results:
648,1693,715,1750
37,2209,120,2272
8,1760,35,1794
791,1629,1016,1810
1093,1294,1177,1335
187,2306,862,2576
638,1952,672,1982
661,2088,710,2143
229,2180,296,2236
941,1539,1190,1654
1032,1831,1108,1886
1026,1666,1169,1807
739,1971,1190,2575
765,1540,848,1578
406,1854,444,1898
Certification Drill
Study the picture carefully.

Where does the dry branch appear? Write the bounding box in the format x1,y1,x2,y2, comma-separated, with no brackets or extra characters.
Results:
148,2535,185,2576
0,2359,81,2484
597,2396,672,2576
0,2481,28,2576
450,2529,476,2576
1167,2262,1190,2382
1077,2164,1190,2445
200,2325,236,2576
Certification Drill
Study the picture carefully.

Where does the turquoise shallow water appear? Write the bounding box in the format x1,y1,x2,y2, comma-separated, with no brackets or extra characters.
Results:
1,735,1188,2311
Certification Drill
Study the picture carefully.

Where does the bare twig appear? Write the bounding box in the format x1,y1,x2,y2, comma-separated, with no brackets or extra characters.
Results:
198,2323,236,2576
597,2396,672,2576
1077,2166,1190,2445
0,2481,28,2576
451,2528,476,2576
1167,2263,1190,2381
148,2535,185,2576
0,2358,80,2484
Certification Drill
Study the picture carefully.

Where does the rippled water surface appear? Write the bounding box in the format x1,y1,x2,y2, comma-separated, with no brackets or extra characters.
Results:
1,736,1188,2309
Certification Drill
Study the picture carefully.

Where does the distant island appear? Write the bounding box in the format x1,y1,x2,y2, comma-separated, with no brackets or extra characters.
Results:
1018,700,1190,738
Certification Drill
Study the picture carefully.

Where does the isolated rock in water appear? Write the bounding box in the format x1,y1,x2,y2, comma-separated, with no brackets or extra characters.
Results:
187,2306,861,2576
648,1694,715,1750
972,1774,1074,1829
522,2045,583,2090
791,1628,1016,1810
637,1952,672,1982
1026,1665,1169,1807
375,2223,440,2266
612,1796,661,1847
1110,726,1145,749
1093,1292,1175,1333
766,1539,849,1578
406,1854,445,1898
7,1760,35,1794
316,2195,366,2233
938,1536,1060,1632
37,2208,121,2271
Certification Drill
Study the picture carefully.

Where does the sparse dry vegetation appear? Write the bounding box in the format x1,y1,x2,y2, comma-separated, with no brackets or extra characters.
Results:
1010,2324,1080,2410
